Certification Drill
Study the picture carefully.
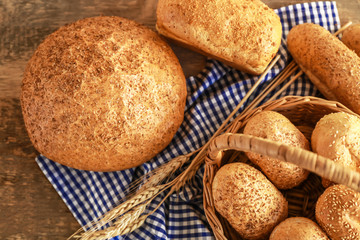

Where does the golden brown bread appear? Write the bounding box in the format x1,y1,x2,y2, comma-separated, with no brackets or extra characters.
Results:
156,0,282,75
287,23,360,114
269,217,329,240
342,24,360,57
311,112,360,188
21,16,187,171
243,111,310,189
212,162,288,240
316,184,360,240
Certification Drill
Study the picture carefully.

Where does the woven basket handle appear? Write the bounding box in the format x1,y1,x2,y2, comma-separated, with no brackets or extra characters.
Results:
207,133,360,192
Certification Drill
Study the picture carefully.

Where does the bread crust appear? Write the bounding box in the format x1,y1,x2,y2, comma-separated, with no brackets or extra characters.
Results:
212,162,288,240
287,23,360,114
311,112,360,187
342,24,360,57
244,111,310,189
21,16,187,171
269,217,329,240
156,0,282,75
316,184,360,240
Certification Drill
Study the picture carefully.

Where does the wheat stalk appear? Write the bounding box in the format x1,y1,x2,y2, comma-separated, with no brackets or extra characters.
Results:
136,154,193,193
69,154,192,240
68,185,166,239
128,154,195,197
83,205,148,239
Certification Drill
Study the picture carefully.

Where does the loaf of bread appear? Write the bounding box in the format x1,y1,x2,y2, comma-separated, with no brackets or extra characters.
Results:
212,162,288,240
311,112,360,187
269,217,329,240
21,16,187,171
287,23,360,114
342,24,360,57
243,111,310,189
156,0,282,75
316,184,360,240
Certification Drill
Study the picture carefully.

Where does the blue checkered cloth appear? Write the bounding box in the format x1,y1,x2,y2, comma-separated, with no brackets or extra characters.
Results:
37,2,340,239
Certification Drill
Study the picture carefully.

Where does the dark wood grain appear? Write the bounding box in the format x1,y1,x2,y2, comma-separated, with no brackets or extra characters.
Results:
0,98,80,239
1,0,359,239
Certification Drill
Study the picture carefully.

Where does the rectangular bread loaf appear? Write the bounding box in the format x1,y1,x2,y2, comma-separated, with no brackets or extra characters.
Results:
156,0,282,75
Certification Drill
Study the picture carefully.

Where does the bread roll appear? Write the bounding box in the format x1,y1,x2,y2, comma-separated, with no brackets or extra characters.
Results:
342,24,360,57
316,184,360,240
311,112,360,187
156,0,282,75
243,111,310,189
269,217,329,240
21,16,187,171
212,162,288,240
287,23,360,114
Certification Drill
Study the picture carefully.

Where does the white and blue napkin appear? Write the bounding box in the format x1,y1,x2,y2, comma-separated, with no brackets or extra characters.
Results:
37,2,340,239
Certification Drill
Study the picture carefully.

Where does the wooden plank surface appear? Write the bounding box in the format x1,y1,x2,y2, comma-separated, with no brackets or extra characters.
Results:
1,0,359,239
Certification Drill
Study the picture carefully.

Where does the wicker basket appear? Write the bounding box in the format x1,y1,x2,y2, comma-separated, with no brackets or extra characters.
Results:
203,96,360,240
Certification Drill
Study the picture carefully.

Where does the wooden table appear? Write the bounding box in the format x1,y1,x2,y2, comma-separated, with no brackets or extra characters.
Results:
1,0,359,239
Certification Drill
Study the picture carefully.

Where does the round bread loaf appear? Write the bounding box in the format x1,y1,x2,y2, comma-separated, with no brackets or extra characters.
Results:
212,162,288,240
21,16,187,171
269,217,329,240
342,24,360,57
316,184,360,240
243,111,310,189
311,112,360,187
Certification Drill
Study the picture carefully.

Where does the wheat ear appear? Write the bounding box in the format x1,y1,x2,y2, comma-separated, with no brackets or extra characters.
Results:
83,205,148,240
68,154,193,240
68,184,166,239
139,154,194,192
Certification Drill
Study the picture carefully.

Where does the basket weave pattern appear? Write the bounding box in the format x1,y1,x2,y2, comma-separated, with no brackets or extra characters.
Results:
203,96,360,240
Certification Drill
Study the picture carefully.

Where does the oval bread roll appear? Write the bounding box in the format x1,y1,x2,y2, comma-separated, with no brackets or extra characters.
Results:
243,111,310,189
212,162,288,240
287,23,360,114
21,16,187,171
342,24,360,57
269,217,329,240
311,112,360,188
316,184,360,240
156,0,282,75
